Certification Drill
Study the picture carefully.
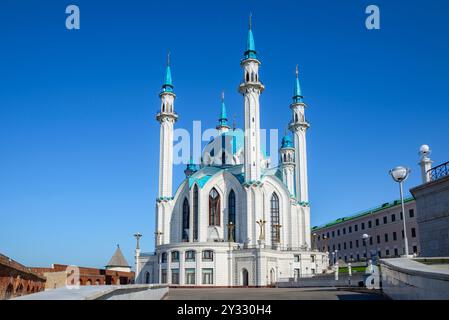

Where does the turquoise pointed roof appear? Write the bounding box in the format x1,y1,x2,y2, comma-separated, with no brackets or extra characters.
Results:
244,14,257,60
281,135,294,148
161,52,174,93
218,91,229,127
293,65,303,103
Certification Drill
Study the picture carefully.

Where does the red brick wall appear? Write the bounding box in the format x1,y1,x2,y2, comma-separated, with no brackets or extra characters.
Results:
0,254,46,300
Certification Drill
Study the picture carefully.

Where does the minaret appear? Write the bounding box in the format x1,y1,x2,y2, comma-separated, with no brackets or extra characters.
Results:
156,52,178,199
216,91,231,134
289,65,309,204
280,134,295,196
419,144,433,183
239,14,265,183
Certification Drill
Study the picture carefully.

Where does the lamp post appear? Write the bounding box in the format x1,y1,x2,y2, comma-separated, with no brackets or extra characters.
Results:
362,233,369,267
389,166,411,257
226,222,235,242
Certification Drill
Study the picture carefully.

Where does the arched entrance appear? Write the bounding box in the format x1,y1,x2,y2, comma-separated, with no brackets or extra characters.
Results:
241,268,249,287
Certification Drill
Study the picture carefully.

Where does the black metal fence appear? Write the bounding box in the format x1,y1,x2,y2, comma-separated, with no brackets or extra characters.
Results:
428,161,449,181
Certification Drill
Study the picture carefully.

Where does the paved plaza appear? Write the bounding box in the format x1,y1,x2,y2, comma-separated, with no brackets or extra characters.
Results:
164,287,386,300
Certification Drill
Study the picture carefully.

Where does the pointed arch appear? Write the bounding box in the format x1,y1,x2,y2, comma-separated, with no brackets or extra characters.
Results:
182,197,189,241
271,192,280,245
193,185,199,241
228,190,236,241
209,188,220,226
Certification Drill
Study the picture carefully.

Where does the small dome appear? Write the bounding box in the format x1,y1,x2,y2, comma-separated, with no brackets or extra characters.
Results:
419,144,430,153
281,135,294,148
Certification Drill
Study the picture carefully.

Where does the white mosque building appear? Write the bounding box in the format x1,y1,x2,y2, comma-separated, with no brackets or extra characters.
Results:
135,19,329,286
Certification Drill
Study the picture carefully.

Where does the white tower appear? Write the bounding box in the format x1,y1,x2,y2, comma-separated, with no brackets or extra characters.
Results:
156,53,178,199
419,144,433,183
239,15,265,183
280,134,295,196
289,65,309,204
155,53,178,246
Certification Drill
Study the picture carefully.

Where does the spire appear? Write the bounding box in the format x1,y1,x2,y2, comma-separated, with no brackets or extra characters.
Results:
219,91,228,126
162,51,174,93
293,64,303,103
244,13,257,59
216,91,230,132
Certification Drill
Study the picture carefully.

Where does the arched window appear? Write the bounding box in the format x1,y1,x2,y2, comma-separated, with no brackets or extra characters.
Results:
246,72,249,82
271,193,280,245
228,190,236,241
193,185,199,241
295,113,298,122
182,198,189,241
209,188,220,226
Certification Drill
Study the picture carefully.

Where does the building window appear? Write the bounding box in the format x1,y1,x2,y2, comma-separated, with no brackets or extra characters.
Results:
171,251,180,262
185,250,196,262
411,228,416,238
349,241,353,249
202,250,214,261
393,232,397,241
361,222,365,230
369,237,373,245
383,216,387,224
337,229,340,236
161,252,167,263
386,249,390,256
384,234,389,242
343,228,346,235
400,212,403,220
343,242,347,250
311,255,315,263
413,246,418,254
338,243,341,250
377,235,381,244
161,270,167,283
228,190,236,241
378,250,381,258
327,232,330,238
209,188,221,226
294,269,300,280
375,218,379,226
356,240,359,248
193,185,199,241
294,255,300,262
349,226,352,233
394,248,399,257
354,224,358,232
402,230,405,239
171,269,180,284
182,198,190,241
368,221,372,228
409,209,415,218
202,268,214,284
332,244,335,251
391,214,396,222
271,193,280,244
357,254,360,261
332,231,335,237
185,268,196,285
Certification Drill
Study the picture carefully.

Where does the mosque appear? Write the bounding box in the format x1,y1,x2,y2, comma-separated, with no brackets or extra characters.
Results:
135,18,329,286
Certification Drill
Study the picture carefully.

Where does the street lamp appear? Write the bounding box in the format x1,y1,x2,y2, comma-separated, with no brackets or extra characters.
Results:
389,166,411,257
362,233,369,267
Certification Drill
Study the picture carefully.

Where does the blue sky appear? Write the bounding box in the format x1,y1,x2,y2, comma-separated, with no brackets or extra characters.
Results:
1,0,448,269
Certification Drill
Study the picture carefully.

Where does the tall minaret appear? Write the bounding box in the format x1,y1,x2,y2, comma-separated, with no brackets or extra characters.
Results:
289,65,309,204
280,134,295,196
216,91,230,135
156,52,178,199
239,14,265,183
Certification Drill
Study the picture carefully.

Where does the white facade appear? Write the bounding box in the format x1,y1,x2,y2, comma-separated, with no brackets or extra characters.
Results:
136,21,328,286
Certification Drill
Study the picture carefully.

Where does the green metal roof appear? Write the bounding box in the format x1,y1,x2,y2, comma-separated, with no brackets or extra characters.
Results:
311,197,415,231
